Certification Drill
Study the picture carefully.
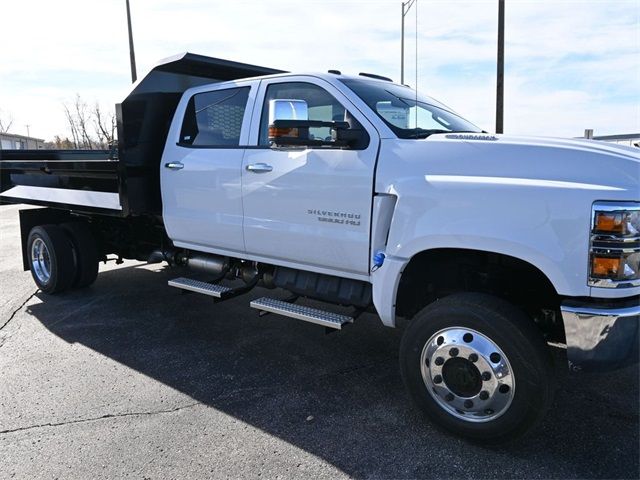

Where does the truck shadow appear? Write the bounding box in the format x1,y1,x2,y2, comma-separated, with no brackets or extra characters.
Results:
26,264,639,479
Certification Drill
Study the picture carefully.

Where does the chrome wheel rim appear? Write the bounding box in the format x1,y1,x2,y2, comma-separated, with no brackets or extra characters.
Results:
421,327,515,423
31,237,51,284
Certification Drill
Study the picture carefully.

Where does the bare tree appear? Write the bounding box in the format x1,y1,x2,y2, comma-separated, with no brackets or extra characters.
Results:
0,108,14,133
63,95,93,149
62,95,117,150
93,103,116,148
44,136,76,149
63,103,80,148
74,95,93,149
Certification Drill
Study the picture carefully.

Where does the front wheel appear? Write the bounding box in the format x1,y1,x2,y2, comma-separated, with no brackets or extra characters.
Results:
400,293,555,444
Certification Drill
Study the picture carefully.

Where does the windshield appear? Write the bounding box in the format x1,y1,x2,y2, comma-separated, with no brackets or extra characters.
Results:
340,79,481,139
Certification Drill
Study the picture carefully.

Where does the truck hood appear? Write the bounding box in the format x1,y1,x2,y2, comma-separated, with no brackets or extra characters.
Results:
377,134,640,197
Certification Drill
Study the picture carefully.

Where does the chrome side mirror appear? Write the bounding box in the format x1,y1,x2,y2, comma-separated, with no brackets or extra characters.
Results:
268,99,309,123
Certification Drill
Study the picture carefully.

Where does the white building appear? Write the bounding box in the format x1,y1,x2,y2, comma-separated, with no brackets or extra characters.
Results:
0,132,44,150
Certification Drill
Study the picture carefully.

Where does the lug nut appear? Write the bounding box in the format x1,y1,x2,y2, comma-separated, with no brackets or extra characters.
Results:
482,371,491,381
433,375,443,384
479,391,489,400
435,357,444,366
468,353,478,363
449,347,459,357
464,400,473,409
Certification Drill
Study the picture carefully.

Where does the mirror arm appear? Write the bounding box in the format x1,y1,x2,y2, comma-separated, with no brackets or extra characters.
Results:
271,137,349,148
269,120,359,148
271,120,350,130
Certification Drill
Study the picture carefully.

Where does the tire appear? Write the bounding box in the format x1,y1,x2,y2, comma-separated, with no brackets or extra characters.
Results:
27,225,77,294
399,292,555,444
60,222,99,288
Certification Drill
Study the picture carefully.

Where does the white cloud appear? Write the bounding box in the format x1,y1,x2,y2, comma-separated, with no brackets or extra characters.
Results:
0,0,637,140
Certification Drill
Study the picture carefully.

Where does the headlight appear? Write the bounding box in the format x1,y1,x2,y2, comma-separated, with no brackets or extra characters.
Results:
589,202,640,288
593,210,640,236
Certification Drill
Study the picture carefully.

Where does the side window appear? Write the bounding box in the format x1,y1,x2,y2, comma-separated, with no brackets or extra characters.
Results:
180,87,250,147
259,82,353,146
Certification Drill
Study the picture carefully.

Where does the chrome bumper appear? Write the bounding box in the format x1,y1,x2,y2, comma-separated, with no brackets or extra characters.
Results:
561,299,640,372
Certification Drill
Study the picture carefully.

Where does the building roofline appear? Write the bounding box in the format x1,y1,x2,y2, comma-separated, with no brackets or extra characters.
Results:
0,132,45,142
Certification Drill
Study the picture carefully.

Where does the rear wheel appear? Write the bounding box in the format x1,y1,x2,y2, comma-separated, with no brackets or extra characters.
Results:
61,222,99,288
400,292,554,444
27,225,76,294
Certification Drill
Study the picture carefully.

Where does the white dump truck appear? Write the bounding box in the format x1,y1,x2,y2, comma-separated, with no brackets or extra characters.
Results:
1,53,638,443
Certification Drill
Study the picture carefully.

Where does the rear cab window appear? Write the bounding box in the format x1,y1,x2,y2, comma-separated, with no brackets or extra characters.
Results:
180,87,250,147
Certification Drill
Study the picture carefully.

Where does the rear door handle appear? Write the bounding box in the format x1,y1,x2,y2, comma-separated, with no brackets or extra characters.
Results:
165,162,184,170
246,163,273,173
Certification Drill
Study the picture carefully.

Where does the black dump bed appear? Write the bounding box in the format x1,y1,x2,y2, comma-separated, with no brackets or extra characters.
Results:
0,52,283,216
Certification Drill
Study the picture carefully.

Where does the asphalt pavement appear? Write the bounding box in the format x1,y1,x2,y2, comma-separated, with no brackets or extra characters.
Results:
0,204,638,479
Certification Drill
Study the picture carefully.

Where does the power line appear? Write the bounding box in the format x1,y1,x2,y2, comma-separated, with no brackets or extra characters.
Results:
496,0,505,133
415,0,418,128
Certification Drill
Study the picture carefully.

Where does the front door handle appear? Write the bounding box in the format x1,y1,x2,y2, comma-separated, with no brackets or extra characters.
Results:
165,162,184,170
246,163,273,173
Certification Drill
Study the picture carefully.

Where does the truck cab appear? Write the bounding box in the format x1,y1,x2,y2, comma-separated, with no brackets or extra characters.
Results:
2,53,638,443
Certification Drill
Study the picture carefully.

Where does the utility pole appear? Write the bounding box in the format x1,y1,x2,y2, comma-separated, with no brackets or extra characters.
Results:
495,0,505,133
126,0,138,83
401,0,417,85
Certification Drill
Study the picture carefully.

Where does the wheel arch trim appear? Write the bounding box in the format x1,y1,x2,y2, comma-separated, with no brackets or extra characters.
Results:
371,245,560,327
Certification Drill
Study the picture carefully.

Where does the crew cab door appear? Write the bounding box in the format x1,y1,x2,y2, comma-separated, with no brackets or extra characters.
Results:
241,77,379,277
161,81,258,253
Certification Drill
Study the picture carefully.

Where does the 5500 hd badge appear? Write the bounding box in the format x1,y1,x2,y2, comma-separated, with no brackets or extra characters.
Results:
307,209,361,226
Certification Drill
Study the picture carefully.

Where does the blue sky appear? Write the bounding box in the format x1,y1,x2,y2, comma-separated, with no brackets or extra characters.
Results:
0,0,637,141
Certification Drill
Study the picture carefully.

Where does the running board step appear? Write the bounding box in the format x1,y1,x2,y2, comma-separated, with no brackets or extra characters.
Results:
250,297,353,330
168,277,233,298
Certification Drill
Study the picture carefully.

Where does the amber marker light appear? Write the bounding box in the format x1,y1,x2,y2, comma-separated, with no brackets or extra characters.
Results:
591,256,622,277
268,127,298,138
594,212,625,234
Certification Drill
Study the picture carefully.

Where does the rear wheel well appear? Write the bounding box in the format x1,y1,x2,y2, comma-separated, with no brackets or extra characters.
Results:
19,207,169,267
396,248,563,342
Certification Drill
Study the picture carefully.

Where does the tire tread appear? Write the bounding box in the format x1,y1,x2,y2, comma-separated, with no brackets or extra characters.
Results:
60,222,99,288
27,225,76,294
399,292,555,444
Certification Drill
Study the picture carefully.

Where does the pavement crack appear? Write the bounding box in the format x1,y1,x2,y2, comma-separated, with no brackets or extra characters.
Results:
0,289,38,335
317,358,396,379
0,401,202,435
